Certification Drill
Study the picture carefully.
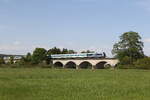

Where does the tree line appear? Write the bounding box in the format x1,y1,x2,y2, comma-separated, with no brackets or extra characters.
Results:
0,31,150,69
0,47,95,66
19,47,77,65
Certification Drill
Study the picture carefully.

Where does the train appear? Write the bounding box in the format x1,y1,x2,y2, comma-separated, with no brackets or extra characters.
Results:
50,52,106,59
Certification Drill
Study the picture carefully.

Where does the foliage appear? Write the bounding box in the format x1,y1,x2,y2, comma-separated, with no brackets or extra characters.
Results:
119,56,132,65
32,48,47,64
25,52,32,62
116,64,136,69
19,53,32,65
47,47,61,54
0,58,5,64
68,50,76,54
134,57,150,69
18,57,26,65
62,48,68,54
48,47,76,55
62,48,76,54
18,47,76,65
10,56,14,64
45,56,52,65
112,31,144,65
81,50,95,53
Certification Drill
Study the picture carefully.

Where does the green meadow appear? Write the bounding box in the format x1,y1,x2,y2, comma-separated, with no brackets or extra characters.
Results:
0,68,150,100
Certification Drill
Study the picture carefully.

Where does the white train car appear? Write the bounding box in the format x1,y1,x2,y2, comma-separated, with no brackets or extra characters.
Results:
50,53,106,59
51,53,87,59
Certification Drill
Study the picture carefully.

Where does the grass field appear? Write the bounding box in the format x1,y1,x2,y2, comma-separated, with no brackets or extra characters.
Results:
0,68,150,100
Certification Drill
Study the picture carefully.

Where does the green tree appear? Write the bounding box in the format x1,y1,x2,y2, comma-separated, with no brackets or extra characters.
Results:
10,56,14,64
19,53,32,65
112,31,144,64
32,48,47,64
19,57,26,65
62,48,68,54
48,47,76,55
61,48,76,54
120,56,133,65
81,50,94,53
134,57,150,69
0,58,5,64
68,50,76,54
48,47,61,54
26,52,32,62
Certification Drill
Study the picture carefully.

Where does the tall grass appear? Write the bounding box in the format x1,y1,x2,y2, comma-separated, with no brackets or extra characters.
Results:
0,68,150,100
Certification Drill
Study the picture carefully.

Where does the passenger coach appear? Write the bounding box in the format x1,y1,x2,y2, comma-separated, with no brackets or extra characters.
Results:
50,52,106,59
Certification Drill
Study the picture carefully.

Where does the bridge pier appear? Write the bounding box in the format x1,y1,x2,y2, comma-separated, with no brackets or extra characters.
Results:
76,65,79,70
92,65,95,70
63,65,65,69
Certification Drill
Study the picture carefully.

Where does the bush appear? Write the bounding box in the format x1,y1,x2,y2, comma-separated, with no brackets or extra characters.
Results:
116,56,136,69
134,57,150,69
120,56,134,65
116,64,136,69
0,58,5,65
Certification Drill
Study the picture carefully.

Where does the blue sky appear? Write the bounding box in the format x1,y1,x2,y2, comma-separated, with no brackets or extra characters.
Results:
0,0,150,57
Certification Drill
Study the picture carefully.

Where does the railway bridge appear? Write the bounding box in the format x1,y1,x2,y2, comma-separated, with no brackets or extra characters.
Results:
53,58,119,69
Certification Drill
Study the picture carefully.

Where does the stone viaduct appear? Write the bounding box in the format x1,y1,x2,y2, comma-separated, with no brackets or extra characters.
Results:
53,58,119,69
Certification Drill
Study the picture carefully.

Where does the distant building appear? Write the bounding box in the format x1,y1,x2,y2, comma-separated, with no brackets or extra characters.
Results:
3,57,11,64
3,55,23,64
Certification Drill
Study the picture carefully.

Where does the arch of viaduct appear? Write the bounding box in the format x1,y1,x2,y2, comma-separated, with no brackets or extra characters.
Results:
53,58,119,69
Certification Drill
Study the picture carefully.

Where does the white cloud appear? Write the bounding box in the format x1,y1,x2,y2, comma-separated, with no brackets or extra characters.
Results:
13,41,21,45
144,47,150,56
0,41,32,55
144,38,150,56
144,38,150,43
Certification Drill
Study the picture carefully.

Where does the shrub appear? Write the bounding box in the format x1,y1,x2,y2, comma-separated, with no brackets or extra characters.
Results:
0,58,5,65
134,57,150,69
116,64,136,69
116,56,136,69
120,56,134,65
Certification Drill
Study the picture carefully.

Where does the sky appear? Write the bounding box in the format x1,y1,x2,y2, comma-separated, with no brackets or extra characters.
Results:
0,0,150,57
